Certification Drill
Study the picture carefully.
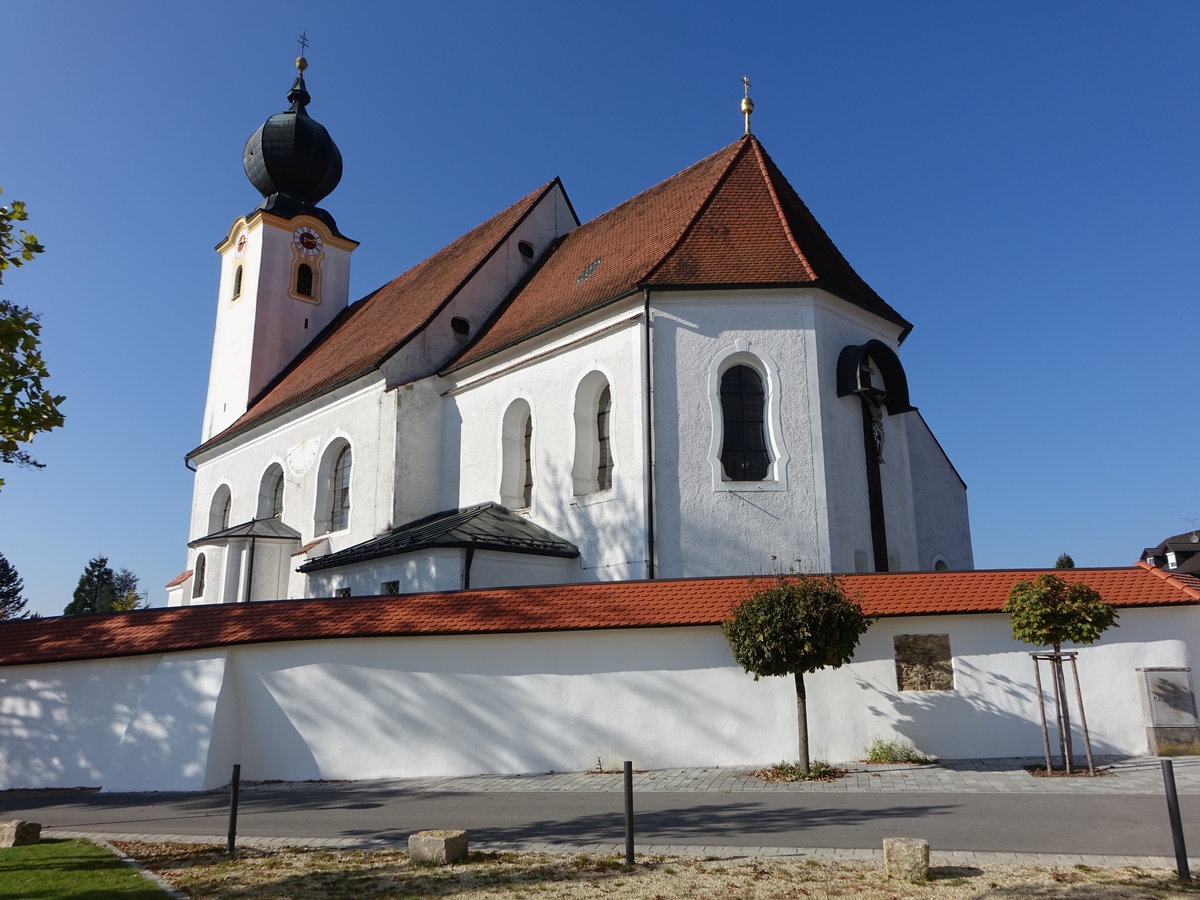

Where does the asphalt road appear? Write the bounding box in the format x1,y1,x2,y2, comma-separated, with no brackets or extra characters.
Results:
1,787,1194,857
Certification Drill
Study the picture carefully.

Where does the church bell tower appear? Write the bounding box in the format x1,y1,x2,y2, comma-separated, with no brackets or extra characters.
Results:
201,51,358,442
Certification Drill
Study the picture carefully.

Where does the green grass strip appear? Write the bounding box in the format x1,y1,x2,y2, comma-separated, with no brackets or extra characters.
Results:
0,838,174,899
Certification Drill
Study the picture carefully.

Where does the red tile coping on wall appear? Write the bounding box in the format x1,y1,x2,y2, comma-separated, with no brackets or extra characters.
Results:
1,566,1195,668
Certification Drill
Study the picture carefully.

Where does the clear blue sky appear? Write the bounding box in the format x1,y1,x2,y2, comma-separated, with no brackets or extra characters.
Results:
3,2,1197,617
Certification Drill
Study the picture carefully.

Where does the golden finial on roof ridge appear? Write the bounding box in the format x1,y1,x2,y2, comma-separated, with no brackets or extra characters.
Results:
741,76,754,136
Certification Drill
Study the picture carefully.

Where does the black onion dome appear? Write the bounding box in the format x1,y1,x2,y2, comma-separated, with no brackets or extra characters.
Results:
243,69,343,207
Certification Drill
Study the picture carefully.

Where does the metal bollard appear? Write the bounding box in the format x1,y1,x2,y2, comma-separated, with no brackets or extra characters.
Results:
228,763,241,856
624,760,635,865
1161,760,1190,881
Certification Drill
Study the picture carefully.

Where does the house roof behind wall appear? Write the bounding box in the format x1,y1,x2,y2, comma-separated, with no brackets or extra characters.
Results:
1,564,1196,668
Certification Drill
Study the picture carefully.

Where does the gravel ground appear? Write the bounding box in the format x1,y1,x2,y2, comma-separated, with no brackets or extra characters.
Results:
117,841,1200,899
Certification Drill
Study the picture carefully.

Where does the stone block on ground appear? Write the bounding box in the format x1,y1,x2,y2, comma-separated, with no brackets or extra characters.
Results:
883,837,929,882
0,820,41,847
408,829,468,864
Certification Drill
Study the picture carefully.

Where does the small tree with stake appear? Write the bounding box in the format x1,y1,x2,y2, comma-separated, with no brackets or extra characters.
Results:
1006,572,1117,773
723,574,873,773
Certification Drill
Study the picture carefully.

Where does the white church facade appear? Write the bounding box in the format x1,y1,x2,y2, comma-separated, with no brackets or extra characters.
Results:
168,61,972,608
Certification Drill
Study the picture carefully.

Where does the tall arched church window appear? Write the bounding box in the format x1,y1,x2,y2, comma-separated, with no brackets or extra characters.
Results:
572,373,615,496
232,265,243,299
500,399,533,509
208,484,232,533
719,365,769,481
258,464,285,518
330,445,352,531
193,553,206,599
296,263,314,298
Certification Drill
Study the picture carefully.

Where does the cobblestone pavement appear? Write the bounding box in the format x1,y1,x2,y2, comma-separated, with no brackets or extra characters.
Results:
244,755,1200,795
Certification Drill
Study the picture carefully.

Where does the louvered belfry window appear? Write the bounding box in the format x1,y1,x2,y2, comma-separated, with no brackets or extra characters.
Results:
233,265,243,299
596,385,613,491
719,365,769,481
331,446,352,530
296,263,314,297
192,554,206,599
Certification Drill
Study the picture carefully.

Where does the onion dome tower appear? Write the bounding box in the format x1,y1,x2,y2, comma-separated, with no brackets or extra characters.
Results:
242,55,346,236
201,50,358,443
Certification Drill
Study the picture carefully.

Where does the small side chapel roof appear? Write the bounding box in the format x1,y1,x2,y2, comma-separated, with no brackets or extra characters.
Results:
298,502,579,572
448,135,911,369
2,564,1196,668
189,517,301,548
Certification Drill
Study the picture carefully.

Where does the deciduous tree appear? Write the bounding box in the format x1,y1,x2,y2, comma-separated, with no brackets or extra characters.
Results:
1006,572,1117,770
0,189,64,487
723,574,873,772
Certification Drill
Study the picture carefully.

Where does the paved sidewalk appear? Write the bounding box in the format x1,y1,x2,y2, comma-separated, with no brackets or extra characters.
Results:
243,755,1200,795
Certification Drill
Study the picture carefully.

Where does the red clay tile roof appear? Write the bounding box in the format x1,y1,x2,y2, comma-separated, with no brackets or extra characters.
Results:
450,136,910,368
1,566,1194,668
189,180,559,456
164,570,193,588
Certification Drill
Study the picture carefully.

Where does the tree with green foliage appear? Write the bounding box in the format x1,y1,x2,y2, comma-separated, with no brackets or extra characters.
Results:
0,551,29,620
1006,572,1117,771
63,556,119,616
723,574,873,772
1055,553,1075,569
0,189,64,488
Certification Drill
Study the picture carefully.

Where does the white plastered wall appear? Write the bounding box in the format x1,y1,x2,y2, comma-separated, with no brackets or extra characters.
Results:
180,375,396,605
447,306,650,582
0,608,1192,791
650,290,825,577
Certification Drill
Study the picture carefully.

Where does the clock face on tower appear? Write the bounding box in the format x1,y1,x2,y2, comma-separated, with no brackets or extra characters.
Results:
293,226,323,256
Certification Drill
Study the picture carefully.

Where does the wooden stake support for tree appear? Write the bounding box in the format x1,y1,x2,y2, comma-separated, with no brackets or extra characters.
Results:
1030,652,1095,775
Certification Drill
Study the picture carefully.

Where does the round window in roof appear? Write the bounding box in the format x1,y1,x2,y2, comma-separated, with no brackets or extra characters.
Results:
518,240,535,259
577,257,602,283
451,316,470,336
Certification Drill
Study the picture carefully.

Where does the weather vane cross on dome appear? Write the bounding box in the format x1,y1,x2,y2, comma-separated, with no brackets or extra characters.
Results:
297,31,310,55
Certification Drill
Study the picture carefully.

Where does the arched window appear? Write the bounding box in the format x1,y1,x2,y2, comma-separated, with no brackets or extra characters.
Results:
719,365,769,481
193,553,206,599
296,263,314,298
572,373,614,496
208,484,232,533
257,464,285,518
232,265,243,299
330,445,352,530
500,399,533,509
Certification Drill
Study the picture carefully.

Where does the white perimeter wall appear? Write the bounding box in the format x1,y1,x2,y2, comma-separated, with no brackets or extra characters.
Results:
1,608,1192,792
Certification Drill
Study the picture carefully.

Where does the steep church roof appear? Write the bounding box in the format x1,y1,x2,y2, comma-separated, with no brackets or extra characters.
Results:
192,135,909,454
191,179,560,455
451,135,910,368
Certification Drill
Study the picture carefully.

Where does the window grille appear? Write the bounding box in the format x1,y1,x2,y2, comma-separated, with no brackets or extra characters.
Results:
596,385,613,491
192,554,206,598
719,365,769,480
330,446,352,530
521,417,533,508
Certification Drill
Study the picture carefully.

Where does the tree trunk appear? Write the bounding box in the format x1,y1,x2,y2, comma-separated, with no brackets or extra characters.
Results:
794,671,810,773
1053,644,1075,772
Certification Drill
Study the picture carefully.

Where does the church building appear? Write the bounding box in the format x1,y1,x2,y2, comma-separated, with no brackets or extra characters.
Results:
167,59,973,607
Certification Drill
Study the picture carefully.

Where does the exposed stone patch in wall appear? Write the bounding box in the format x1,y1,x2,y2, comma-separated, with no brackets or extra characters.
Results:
894,634,954,691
